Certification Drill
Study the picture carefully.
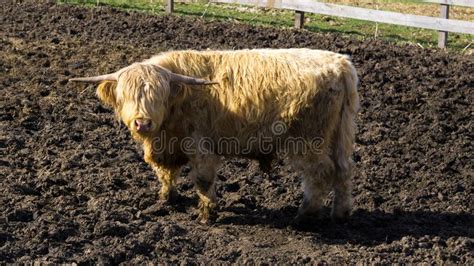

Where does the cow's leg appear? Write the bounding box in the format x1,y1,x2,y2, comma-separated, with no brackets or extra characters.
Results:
189,155,219,224
331,117,355,220
292,155,334,222
143,143,179,202
331,157,353,219
153,165,180,201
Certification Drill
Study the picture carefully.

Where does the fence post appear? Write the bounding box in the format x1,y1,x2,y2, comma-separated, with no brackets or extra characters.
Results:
295,11,305,29
166,0,174,14
438,4,449,48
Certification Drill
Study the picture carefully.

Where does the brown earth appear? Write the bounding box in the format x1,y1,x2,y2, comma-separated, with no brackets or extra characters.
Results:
0,1,473,264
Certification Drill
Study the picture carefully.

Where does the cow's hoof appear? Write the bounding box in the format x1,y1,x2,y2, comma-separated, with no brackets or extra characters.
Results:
159,188,178,203
291,213,310,226
195,208,216,225
331,209,351,222
197,214,210,224
291,209,325,227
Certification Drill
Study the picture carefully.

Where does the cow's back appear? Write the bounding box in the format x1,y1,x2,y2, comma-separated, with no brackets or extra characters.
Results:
150,49,354,156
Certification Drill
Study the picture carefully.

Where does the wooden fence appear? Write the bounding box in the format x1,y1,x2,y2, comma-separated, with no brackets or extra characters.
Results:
165,0,474,48
423,0,474,47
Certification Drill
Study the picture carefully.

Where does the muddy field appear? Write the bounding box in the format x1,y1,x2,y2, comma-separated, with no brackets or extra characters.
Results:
1,1,473,264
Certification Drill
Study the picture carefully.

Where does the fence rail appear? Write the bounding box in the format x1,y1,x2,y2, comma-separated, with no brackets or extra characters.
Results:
423,0,474,8
166,0,474,48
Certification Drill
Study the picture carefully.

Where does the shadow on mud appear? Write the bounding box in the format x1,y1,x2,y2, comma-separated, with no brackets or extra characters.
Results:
217,205,473,245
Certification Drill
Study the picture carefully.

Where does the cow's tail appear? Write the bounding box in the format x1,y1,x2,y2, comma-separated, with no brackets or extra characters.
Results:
334,58,360,176
329,57,359,218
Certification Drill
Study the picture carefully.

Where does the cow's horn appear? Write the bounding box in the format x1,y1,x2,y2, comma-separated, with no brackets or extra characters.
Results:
168,72,218,86
69,73,118,83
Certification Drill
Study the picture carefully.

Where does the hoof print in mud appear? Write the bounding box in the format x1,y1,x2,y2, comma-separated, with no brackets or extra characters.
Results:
139,203,171,218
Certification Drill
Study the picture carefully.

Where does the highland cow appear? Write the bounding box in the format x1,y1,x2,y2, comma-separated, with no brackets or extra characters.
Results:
70,48,360,223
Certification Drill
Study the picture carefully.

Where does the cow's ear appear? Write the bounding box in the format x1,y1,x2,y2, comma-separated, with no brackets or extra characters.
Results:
96,81,117,108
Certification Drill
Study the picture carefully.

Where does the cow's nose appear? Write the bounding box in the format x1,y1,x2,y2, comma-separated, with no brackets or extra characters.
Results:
134,119,152,132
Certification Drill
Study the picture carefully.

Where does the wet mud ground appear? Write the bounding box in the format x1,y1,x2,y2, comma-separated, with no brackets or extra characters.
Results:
0,1,473,264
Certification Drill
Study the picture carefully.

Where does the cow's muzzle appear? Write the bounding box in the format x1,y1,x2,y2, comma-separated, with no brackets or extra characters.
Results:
134,119,152,133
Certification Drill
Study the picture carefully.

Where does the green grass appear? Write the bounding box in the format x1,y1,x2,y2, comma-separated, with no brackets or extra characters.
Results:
58,0,473,51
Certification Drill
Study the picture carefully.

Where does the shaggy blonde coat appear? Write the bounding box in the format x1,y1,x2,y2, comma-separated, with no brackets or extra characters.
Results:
94,48,359,223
